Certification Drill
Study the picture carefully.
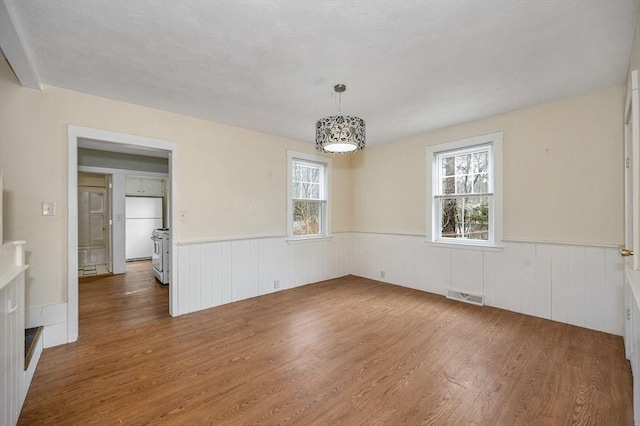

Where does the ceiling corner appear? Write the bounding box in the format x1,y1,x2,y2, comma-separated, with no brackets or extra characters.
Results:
0,0,41,90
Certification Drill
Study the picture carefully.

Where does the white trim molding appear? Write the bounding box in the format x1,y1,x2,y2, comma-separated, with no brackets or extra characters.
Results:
25,303,68,348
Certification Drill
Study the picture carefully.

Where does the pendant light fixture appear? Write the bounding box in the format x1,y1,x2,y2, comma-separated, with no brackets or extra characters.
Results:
315,84,365,153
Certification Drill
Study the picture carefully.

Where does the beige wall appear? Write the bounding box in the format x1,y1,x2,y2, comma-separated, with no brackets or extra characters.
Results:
351,86,625,246
629,10,640,79
0,59,351,307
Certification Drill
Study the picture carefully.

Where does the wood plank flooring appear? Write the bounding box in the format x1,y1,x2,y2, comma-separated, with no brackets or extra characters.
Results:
19,261,633,425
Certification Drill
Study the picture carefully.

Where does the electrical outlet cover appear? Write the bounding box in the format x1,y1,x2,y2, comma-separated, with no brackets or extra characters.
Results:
42,201,56,216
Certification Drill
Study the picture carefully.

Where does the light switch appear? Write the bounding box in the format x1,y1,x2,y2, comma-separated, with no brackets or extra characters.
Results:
179,210,187,222
42,201,56,216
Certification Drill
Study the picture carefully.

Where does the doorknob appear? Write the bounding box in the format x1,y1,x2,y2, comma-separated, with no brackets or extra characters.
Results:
620,246,634,257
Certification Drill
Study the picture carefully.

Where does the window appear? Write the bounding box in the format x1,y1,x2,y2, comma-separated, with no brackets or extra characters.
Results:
287,151,331,239
426,132,502,247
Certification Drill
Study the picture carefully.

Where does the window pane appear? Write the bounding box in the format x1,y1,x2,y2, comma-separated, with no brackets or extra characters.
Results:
442,177,455,194
293,200,322,236
456,176,471,194
294,182,320,199
456,154,471,175
441,156,455,176
440,198,461,238
472,173,488,194
472,151,488,174
464,196,489,240
440,196,489,240
293,162,322,200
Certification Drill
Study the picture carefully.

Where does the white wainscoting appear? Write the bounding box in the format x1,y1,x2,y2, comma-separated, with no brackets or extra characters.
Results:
176,233,352,315
351,233,624,336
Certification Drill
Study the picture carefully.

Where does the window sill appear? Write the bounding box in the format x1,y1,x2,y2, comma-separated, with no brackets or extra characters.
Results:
425,240,504,252
286,236,333,245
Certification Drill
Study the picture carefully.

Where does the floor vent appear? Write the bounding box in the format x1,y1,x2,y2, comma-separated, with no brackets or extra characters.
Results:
446,290,484,306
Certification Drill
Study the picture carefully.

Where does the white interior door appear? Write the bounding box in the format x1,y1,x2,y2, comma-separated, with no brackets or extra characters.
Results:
626,70,640,270
623,69,640,425
78,186,107,266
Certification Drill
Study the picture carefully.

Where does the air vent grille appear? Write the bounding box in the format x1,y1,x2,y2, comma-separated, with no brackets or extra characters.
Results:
446,289,484,306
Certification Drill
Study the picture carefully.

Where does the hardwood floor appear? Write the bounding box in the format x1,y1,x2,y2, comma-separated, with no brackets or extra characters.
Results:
19,262,633,425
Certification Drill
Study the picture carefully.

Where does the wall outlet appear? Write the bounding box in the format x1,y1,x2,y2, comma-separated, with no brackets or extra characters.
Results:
380,270,385,279
274,280,280,289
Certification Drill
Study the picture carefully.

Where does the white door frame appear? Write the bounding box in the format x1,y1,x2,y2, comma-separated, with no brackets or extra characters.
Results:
67,125,179,343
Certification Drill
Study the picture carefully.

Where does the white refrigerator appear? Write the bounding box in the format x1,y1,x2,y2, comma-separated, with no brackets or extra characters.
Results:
125,197,163,260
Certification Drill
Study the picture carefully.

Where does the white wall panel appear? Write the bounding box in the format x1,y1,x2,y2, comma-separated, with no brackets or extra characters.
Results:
240,240,252,300
281,239,295,290
231,241,242,302
450,249,483,296
492,243,513,311
177,245,190,315
258,239,273,295
200,243,213,309
550,245,569,325
518,243,536,317
533,244,553,320
482,251,497,307
567,246,587,328
221,242,233,304
391,235,416,289
188,244,201,312
211,243,223,306
585,247,605,332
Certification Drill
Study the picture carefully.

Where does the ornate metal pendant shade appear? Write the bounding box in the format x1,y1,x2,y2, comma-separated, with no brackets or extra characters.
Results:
315,84,365,153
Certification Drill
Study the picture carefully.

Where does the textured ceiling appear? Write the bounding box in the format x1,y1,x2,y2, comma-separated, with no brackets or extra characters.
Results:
4,0,639,145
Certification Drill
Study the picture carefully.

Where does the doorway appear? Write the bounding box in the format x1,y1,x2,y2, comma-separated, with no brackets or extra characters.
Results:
67,125,179,343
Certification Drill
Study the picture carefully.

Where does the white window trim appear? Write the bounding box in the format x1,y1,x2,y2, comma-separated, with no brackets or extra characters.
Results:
425,131,503,249
286,150,332,242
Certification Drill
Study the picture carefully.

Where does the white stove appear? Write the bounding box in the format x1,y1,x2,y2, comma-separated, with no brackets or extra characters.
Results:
151,228,170,284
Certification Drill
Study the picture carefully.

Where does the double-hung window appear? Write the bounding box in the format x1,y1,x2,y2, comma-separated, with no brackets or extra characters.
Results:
287,151,331,239
427,132,502,247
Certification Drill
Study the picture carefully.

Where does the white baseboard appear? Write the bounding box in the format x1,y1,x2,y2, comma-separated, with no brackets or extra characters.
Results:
26,303,68,348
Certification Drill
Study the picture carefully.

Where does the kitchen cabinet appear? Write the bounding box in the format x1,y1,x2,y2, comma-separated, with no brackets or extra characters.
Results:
125,177,164,196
